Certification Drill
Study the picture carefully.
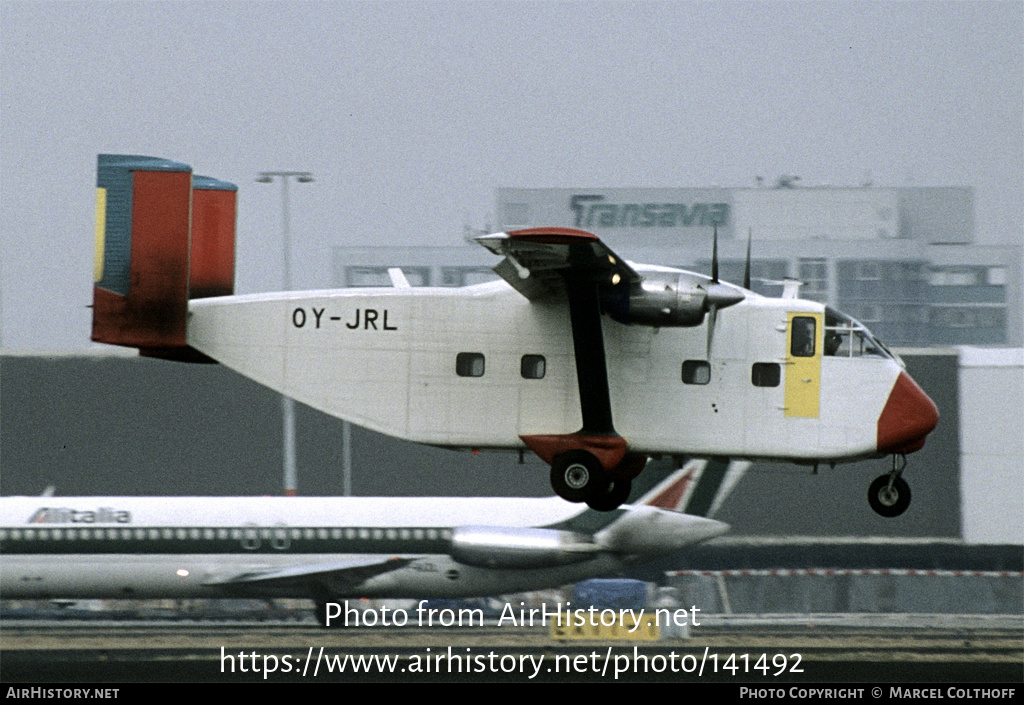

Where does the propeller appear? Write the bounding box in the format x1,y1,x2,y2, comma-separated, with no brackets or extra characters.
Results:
704,224,745,359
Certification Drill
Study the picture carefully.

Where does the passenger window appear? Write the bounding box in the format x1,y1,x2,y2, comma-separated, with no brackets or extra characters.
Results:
790,317,816,357
682,360,711,385
456,352,485,377
521,355,546,379
752,362,781,387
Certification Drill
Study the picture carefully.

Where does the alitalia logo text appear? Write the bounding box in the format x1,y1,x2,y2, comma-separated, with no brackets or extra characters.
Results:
28,507,132,524
570,195,729,228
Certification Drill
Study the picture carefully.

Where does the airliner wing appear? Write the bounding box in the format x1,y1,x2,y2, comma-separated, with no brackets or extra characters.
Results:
207,556,415,592
476,228,641,301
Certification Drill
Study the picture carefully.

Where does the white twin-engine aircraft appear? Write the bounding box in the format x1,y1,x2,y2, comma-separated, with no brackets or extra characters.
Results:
0,468,726,626
90,155,938,516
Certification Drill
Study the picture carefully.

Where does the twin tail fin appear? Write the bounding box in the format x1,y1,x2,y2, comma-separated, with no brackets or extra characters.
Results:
91,155,237,362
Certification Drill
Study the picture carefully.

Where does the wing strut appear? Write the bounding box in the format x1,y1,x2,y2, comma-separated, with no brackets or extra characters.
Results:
564,242,615,435
480,228,646,509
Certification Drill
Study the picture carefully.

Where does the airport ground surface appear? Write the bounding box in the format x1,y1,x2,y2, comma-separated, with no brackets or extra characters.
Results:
2,615,1020,683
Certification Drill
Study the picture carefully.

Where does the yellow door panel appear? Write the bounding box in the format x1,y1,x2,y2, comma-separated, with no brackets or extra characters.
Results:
785,312,822,418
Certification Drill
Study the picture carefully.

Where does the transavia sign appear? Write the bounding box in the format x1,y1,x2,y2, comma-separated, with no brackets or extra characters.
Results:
570,195,729,229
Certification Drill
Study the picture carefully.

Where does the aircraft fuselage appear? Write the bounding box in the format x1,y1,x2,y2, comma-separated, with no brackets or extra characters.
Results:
186,278,926,464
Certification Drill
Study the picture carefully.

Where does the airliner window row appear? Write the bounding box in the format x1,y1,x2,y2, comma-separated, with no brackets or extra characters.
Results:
0,526,453,545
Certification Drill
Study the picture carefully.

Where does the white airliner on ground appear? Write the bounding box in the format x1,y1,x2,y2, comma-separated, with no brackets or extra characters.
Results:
0,467,726,625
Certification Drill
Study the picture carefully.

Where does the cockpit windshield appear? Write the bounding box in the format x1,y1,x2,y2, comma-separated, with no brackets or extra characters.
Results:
823,306,895,360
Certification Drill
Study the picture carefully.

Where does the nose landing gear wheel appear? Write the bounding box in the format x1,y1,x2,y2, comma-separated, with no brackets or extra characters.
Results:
868,474,911,517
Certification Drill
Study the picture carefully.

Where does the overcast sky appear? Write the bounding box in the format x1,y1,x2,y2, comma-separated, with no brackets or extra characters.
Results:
2,1,1021,352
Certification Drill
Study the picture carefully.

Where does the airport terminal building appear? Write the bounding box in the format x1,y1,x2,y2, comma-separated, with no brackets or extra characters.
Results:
333,183,1022,348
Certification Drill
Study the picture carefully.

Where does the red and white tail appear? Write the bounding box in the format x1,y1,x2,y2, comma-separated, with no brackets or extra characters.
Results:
637,458,751,517
91,155,236,362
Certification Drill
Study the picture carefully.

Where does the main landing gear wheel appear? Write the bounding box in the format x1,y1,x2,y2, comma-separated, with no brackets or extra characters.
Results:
313,589,345,628
314,600,332,627
586,477,632,512
868,474,911,517
551,450,606,504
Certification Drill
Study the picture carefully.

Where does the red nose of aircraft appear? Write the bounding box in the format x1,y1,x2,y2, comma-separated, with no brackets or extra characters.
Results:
876,372,940,454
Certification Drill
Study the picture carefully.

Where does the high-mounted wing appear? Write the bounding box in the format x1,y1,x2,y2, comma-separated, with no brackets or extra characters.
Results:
478,227,743,340
476,228,641,301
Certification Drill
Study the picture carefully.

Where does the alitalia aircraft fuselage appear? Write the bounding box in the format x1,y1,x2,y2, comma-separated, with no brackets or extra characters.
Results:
0,489,727,606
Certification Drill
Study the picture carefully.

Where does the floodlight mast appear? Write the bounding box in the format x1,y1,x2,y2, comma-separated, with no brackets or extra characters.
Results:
255,171,314,497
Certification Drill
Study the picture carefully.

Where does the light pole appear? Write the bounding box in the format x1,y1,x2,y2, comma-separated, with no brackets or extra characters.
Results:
256,171,314,497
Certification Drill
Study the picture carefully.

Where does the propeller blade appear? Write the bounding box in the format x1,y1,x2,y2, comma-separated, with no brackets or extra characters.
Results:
711,224,720,284
743,227,752,290
705,224,745,359
706,304,718,359
704,284,743,359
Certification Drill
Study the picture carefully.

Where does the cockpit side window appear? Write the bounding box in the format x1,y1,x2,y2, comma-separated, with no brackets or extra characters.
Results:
823,306,893,359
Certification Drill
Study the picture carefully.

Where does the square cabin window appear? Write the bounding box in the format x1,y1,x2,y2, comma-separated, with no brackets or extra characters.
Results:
521,355,546,379
456,352,485,377
752,362,781,387
681,360,710,385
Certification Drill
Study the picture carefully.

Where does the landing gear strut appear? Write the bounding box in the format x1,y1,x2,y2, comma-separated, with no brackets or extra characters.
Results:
868,454,911,517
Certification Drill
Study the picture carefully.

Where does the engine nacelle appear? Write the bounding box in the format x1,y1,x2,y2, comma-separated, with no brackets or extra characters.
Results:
449,526,599,569
603,272,744,328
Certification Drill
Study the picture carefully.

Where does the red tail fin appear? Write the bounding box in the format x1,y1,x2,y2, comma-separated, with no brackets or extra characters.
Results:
91,155,236,361
190,175,237,299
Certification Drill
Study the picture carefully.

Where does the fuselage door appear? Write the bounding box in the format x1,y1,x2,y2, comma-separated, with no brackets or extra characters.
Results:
785,312,822,418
